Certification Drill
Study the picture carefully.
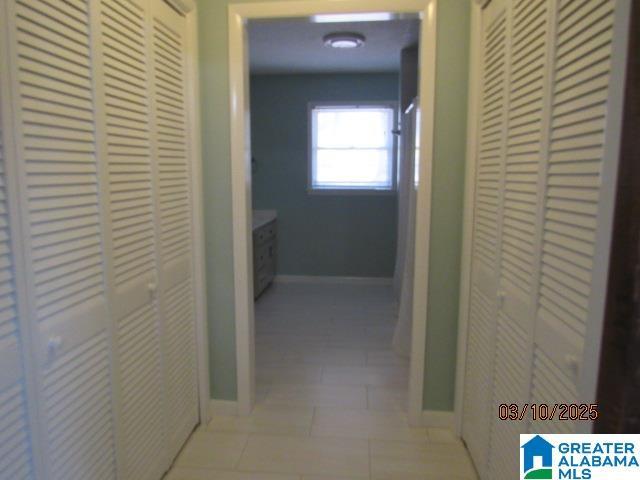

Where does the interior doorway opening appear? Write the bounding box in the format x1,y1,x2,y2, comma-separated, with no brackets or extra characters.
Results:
228,1,438,426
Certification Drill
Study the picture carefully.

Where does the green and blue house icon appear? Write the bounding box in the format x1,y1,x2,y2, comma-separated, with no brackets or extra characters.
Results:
521,435,554,479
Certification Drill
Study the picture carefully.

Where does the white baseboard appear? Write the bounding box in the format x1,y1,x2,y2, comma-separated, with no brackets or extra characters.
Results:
422,410,455,429
274,275,392,286
209,399,238,416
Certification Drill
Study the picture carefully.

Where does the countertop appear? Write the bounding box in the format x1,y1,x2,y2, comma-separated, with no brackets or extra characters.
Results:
253,209,277,231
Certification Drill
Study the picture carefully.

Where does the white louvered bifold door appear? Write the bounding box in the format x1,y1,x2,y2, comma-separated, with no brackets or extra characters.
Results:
0,27,36,478
487,0,552,477
91,0,168,478
462,0,631,479
150,0,199,458
0,0,200,478
529,0,621,436
461,0,507,477
3,0,118,478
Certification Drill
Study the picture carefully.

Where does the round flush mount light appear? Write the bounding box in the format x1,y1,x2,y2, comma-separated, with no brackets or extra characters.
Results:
323,32,366,49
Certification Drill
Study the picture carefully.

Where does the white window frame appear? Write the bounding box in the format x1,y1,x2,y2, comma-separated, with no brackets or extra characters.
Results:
307,101,399,195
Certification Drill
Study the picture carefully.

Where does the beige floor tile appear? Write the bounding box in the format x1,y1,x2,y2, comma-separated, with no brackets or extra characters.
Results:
236,434,369,477
325,336,390,349
256,346,286,364
256,334,328,349
264,384,367,408
207,405,314,436
311,407,428,442
427,427,463,444
302,476,367,480
322,366,408,387
366,350,409,367
256,384,271,404
174,431,248,470
266,343,326,356
166,467,299,480
370,439,477,479
167,283,478,480
327,325,367,336
283,347,367,367
256,365,323,386
366,386,408,412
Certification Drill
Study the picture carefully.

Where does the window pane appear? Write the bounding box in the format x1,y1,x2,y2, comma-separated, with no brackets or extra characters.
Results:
314,149,392,188
316,108,392,149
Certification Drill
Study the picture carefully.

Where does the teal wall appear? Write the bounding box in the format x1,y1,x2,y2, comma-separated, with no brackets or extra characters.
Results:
197,0,470,407
250,73,399,278
423,0,471,410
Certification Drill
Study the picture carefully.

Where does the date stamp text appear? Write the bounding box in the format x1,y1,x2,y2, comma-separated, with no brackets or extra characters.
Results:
498,403,599,421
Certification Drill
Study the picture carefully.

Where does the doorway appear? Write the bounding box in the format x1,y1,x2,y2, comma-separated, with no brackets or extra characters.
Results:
228,0,438,425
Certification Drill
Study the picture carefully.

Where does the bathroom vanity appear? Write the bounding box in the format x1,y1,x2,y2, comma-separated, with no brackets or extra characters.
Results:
253,210,277,298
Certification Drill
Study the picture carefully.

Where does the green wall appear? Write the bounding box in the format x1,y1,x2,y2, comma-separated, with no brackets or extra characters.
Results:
197,0,470,408
251,73,399,278
423,0,470,410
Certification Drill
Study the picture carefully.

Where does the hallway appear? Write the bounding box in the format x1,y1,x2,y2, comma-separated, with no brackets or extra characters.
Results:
167,282,477,479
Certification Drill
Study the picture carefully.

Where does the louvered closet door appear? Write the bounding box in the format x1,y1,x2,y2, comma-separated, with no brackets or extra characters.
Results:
0,58,35,480
462,0,507,476
487,0,551,477
3,0,117,478
92,0,168,478
150,0,199,458
463,0,629,478
530,0,619,435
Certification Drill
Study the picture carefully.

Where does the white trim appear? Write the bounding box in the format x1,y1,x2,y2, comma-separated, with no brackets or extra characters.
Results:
209,399,239,417
407,0,437,427
274,275,393,286
185,5,211,426
228,0,438,423
453,0,481,437
229,6,256,417
306,188,397,196
422,410,455,429
230,0,431,18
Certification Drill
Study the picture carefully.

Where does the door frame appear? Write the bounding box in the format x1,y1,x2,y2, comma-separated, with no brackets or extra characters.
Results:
183,1,211,426
453,0,481,436
228,0,438,424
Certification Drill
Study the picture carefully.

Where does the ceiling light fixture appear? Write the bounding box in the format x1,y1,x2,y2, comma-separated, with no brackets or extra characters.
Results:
323,32,366,49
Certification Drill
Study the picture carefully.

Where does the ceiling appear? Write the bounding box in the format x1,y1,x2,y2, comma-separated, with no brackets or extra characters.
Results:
248,18,420,74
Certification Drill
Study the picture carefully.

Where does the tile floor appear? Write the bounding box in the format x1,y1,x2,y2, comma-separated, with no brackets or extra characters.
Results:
167,282,478,480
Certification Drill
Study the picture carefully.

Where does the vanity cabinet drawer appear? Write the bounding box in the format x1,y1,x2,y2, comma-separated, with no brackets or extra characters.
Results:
254,220,276,246
254,242,275,271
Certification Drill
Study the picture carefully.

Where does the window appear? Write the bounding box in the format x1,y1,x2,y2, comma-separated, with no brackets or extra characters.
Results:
309,103,397,192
